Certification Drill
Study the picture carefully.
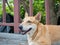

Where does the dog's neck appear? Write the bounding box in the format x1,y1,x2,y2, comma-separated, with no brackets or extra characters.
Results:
27,23,43,40
31,23,40,40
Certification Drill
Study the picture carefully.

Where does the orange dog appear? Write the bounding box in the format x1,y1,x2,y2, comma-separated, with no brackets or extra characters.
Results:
19,12,60,45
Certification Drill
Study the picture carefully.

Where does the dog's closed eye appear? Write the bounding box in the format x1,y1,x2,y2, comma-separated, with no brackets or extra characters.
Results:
27,21,32,23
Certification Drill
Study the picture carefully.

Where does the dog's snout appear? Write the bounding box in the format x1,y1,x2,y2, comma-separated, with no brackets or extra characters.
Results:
19,26,23,30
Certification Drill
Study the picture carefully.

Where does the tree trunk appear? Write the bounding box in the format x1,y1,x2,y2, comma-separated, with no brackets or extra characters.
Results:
49,0,57,25
57,2,60,25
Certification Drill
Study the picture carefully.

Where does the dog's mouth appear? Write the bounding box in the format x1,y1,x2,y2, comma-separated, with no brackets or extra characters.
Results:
19,28,32,35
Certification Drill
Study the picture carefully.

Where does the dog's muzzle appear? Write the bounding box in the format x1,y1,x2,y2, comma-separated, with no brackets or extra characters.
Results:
19,26,32,35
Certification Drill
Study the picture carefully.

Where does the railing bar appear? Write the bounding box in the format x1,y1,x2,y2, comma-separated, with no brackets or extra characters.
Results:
0,23,14,26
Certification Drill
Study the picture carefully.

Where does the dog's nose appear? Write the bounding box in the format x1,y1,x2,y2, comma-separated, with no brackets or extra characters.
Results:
19,26,23,30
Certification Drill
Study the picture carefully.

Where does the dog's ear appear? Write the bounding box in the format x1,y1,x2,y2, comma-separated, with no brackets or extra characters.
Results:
35,12,41,21
25,12,28,17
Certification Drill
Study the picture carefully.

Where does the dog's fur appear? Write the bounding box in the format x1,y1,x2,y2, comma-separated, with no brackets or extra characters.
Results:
19,12,60,45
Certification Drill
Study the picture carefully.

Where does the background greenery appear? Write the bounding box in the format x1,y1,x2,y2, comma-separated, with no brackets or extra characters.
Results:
0,0,59,24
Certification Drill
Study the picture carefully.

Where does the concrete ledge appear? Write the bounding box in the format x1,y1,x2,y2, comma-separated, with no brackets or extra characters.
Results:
0,32,27,41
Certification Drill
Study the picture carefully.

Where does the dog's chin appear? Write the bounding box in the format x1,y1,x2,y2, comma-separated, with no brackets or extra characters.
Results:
19,28,32,35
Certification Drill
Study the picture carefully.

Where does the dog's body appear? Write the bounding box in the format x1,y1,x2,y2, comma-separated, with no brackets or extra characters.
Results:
27,24,60,45
19,12,60,45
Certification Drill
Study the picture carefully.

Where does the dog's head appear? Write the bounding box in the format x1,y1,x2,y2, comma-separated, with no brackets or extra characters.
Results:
19,12,41,35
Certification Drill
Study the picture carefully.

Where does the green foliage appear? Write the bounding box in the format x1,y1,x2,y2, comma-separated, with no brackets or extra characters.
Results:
6,5,14,15
0,2,3,16
6,0,14,15
33,0,46,24
0,0,14,16
0,0,60,24
20,5,25,19
20,0,46,24
0,0,47,24
54,0,60,14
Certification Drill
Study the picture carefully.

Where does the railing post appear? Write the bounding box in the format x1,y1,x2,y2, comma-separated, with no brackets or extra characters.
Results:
3,0,6,22
14,0,20,33
29,0,33,16
45,0,50,24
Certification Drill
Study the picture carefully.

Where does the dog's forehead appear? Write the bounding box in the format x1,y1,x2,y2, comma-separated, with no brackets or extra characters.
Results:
23,17,35,21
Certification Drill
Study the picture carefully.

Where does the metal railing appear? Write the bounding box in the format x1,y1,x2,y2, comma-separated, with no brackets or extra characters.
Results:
0,0,33,33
